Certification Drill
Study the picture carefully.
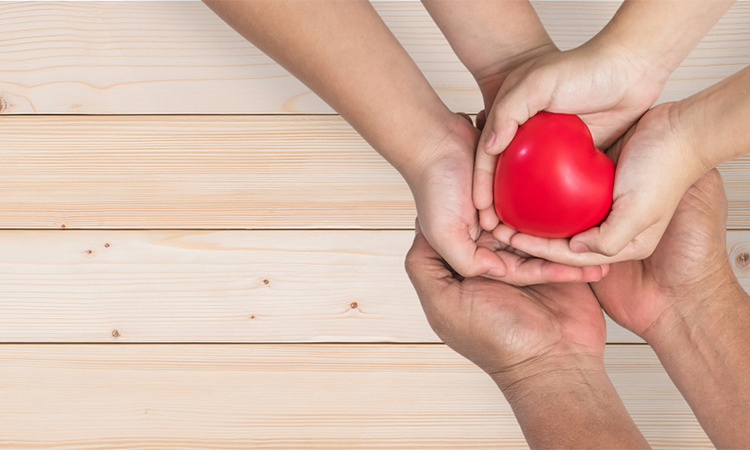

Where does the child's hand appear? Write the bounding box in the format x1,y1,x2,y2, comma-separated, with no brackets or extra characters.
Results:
405,114,607,285
473,42,668,232
493,102,706,266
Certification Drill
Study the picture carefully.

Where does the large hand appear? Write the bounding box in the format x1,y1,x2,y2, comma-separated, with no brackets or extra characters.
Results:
590,168,736,339
474,42,668,232
495,102,708,267
409,114,606,285
405,223,650,448
405,221,606,380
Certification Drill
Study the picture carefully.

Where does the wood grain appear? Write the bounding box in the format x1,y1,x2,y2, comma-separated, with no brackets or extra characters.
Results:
0,1,748,114
0,228,638,344
1,115,749,229
2,228,750,344
0,344,709,449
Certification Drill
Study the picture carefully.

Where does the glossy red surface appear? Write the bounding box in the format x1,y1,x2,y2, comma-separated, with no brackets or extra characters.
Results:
493,112,615,238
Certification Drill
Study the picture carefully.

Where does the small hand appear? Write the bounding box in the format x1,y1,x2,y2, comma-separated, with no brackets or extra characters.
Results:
495,102,707,266
405,222,607,381
474,42,668,232
409,114,606,284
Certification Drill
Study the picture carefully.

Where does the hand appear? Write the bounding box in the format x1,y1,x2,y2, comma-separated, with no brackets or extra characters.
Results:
408,113,607,284
474,41,668,232
494,101,707,266
405,224,651,448
404,220,607,381
590,168,737,340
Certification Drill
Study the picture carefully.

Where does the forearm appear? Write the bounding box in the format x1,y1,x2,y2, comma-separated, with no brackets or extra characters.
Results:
203,0,455,180
594,0,733,78
420,0,555,104
676,65,750,170
494,355,650,449
421,0,553,76
646,281,750,448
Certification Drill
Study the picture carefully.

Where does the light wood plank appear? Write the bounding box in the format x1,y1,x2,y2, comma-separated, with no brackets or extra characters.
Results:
0,344,710,449
0,229,639,344
3,228,750,344
0,1,748,114
1,115,749,229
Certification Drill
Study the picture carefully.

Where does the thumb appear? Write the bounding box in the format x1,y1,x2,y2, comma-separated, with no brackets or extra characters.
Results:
405,221,457,306
569,206,651,258
478,73,553,155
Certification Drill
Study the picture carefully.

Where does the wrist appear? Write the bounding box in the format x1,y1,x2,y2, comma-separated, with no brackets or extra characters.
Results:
643,273,749,350
492,352,650,449
671,66,750,172
491,352,605,399
472,42,558,110
397,111,477,189
584,31,671,94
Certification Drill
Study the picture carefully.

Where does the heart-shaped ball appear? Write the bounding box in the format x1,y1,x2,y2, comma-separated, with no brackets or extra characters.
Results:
493,111,615,238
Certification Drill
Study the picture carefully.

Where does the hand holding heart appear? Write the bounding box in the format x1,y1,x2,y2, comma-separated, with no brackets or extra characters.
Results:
495,102,709,267
473,42,668,236
409,113,607,285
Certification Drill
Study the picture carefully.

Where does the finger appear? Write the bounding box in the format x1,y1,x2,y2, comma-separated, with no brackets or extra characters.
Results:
404,223,457,304
476,230,587,285
478,206,500,232
477,73,552,156
568,204,653,258
507,232,621,267
476,110,487,131
427,226,508,279
473,144,499,212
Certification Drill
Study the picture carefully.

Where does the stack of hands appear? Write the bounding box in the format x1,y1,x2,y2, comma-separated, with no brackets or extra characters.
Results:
205,0,750,447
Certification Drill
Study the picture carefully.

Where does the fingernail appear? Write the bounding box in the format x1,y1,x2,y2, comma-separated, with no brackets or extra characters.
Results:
571,241,589,253
485,132,496,150
488,267,505,278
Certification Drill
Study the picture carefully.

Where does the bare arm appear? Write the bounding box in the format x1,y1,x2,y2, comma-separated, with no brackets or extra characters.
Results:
420,0,555,108
495,358,650,449
645,281,750,448
204,0,453,177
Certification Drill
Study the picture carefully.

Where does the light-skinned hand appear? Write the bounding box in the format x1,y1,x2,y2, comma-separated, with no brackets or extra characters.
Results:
475,41,668,233
410,114,607,284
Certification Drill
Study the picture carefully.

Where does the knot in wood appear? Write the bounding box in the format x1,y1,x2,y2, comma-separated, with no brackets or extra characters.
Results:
111,329,120,338
0,96,6,113
730,244,750,270
350,302,358,309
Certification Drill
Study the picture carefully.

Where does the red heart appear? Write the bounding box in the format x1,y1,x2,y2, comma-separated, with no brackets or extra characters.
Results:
493,112,615,238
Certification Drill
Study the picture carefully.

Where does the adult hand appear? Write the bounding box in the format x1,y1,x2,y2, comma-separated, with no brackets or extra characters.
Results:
591,168,732,339
409,114,607,284
405,224,649,449
406,218,606,377
590,169,750,449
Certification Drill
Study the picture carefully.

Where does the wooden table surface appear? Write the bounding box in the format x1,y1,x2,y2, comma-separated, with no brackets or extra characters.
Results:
1,1,749,448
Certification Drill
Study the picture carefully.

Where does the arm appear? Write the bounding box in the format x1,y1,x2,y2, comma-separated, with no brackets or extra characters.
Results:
595,0,735,79
644,281,750,448
496,358,648,449
203,0,450,177
204,0,605,283
677,65,750,171
420,0,555,108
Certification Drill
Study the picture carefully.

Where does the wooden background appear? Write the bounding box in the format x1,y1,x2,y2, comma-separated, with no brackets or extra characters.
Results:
1,1,749,448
